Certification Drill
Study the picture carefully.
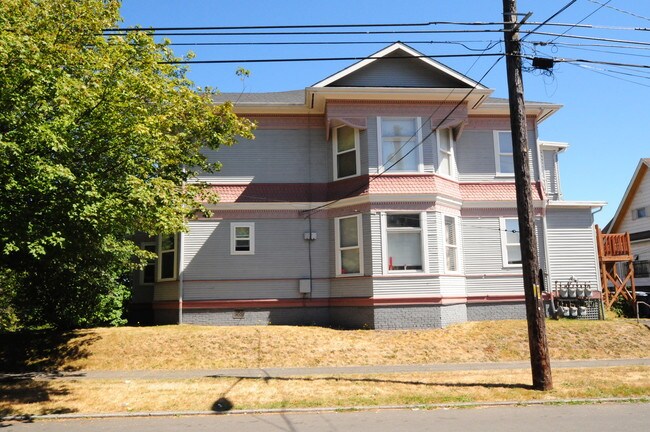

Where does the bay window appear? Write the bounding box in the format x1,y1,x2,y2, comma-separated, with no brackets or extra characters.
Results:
501,218,522,266
386,213,423,271
335,215,363,276
157,234,177,281
444,216,459,272
379,117,421,172
437,128,454,177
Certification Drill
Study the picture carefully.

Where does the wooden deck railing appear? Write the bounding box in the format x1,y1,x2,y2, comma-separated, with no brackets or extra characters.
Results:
595,226,633,261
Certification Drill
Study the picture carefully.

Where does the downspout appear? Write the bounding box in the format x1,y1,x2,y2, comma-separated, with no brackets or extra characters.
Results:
178,231,184,324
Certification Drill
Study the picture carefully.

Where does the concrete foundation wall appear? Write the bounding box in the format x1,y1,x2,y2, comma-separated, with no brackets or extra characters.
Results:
466,302,526,321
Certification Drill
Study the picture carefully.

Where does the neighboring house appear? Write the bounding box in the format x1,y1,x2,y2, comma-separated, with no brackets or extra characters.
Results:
604,158,650,291
132,43,604,329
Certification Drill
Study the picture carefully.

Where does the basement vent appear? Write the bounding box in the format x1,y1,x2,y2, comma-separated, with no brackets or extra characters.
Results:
233,310,245,319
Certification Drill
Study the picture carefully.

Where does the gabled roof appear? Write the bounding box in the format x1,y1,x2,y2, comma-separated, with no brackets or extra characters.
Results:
312,42,487,89
605,158,650,233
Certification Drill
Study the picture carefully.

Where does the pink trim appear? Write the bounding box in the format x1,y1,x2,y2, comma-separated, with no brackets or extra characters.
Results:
152,294,537,310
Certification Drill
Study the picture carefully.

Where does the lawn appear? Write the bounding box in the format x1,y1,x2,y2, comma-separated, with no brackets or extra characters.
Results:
1,319,649,417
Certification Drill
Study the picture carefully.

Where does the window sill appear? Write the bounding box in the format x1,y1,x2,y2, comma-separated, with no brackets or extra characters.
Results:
495,173,515,178
335,273,364,278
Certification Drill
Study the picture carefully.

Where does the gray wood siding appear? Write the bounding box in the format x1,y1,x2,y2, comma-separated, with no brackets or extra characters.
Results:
328,51,471,88
183,279,330,300
546,208,599,287
457,130,539,182
373,277,442,298
330,277,373,298
200,129,329,183
439,276,467,297
183,219,330,281
427,212,441,273
466,276,523,295
462,218,511,275
370,212,383,275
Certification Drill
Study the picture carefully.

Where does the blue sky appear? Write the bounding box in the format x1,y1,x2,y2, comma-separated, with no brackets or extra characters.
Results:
119,1,650,226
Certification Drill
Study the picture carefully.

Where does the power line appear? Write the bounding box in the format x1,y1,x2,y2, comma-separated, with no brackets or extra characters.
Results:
523,30,650,47
586,0,650,22
303,55,504,217
567,62,650,87
521,0,578,42
166,40,503,51
546,0,611,44
536,56,650,69
158,52,504,65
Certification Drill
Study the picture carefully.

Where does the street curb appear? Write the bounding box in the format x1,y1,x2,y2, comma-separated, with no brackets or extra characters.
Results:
2,397,649,422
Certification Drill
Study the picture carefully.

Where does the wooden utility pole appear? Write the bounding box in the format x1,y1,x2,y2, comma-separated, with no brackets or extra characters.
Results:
502,0,553,391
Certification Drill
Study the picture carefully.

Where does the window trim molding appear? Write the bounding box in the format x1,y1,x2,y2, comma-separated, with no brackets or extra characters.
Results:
157,234,178,282
633,207,647,220
500,217,522,268
334,214,364,277
332,126,361,181
436,127,456,179
381,211,429,274
230,222,255,255
377,116,424,174
494,130,515,177
443,215,461,274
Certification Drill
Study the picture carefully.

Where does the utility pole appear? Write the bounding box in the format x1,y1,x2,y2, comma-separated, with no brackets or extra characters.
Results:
502,0,553,391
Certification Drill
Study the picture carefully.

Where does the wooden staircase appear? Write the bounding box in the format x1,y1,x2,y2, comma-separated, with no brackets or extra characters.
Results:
595,225,637,309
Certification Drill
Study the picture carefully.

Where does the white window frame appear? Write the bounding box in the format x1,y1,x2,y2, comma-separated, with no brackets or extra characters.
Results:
494,130,515,176
230,222,255,255
334,214,364,277
500,218,522,268
436,128,455,179
377,116,423,173
443,215,461,274
140,241,157,285
381,212,428,274
157,234,178,282
332,126,361,180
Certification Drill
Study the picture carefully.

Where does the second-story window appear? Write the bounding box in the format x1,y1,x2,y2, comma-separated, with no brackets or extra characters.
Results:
333,126,359,180
379,117,421,172
437,128,454,177
633,207,647,219
494,131,514,175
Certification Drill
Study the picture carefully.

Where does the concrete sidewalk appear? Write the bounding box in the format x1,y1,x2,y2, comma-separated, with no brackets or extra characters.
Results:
3,358,649,381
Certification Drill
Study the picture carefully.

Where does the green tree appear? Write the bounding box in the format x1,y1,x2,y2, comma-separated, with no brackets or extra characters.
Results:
0,0,255,329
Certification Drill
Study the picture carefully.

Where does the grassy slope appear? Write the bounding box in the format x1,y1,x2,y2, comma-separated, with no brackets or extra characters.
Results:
2,319,648,372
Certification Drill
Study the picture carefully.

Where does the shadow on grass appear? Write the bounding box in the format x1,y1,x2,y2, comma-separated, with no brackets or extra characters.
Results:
0,329,100,373
0,378,75,419
208,374,533,391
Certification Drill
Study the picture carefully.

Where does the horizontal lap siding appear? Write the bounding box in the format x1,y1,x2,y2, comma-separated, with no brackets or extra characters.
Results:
618,171,650,234
373,278,442,298
546,209,599,286
200,129,328,183
330,277,373,298
543,150,559,199
153,282,179,301
457,130,538,182
183,219,331,300
462,217,526,295
182,279,329,301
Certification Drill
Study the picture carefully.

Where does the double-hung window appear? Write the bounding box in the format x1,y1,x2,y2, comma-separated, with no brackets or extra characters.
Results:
444,216,459,272
335,215,363,276
141,242,156,285
494,131,514,175
157,234,177,281
333,126,360,180
386,213,423,271
231,222,255,255
501,218,522,266
437,128,454,177
379,117,421,172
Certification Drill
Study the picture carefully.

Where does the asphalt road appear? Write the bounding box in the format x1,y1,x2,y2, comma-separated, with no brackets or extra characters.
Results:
3,403,649,432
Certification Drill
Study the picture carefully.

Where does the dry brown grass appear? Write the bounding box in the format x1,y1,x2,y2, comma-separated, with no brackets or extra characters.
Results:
2,367,649,415
53,319,650,371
